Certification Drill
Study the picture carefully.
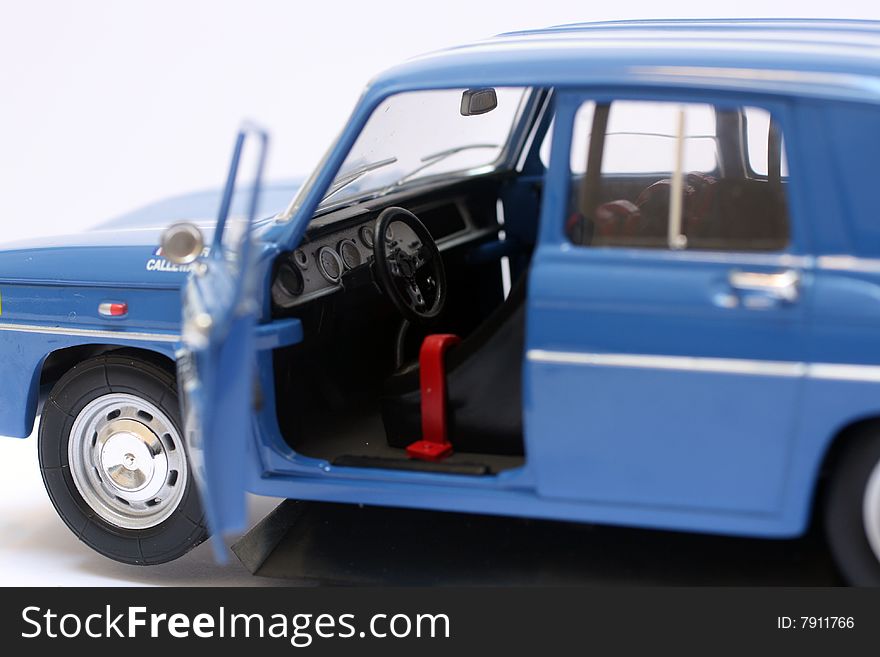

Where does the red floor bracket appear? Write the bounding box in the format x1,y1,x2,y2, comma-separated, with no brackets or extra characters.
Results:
406,333,460,461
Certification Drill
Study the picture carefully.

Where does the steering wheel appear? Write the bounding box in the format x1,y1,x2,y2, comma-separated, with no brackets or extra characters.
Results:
373,206,447,323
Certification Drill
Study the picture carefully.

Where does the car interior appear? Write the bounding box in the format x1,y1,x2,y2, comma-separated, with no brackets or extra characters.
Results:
267,89,790,477
270,171,533,475
565,103,788,251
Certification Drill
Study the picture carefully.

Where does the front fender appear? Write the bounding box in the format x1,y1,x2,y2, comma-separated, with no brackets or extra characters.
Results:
0,328,178,438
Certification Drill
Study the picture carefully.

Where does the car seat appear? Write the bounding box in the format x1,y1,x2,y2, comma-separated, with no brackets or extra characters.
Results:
380,274,527,456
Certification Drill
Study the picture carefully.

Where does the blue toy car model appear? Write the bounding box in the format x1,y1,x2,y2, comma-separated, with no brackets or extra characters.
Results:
3,19,880,584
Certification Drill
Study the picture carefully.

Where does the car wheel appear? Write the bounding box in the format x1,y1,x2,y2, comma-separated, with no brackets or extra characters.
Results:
824,427,880,585
38,353,209,565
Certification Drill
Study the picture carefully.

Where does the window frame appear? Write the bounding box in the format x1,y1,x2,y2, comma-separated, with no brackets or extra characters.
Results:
539,87,808,258
741,108,790,181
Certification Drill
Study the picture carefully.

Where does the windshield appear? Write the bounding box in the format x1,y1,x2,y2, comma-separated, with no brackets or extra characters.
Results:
280,87,529,225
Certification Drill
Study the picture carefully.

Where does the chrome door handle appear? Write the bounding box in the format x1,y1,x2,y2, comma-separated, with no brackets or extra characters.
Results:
728,269,800,303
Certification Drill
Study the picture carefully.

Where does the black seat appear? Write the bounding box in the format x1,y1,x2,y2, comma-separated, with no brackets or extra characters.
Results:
380,275,527,456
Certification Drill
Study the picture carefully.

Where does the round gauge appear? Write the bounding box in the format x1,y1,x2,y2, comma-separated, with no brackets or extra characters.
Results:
337,239,362,270
317,246,343,284
292,249,309,270
359,225,375,248
384,224,395,243
276,261,304,297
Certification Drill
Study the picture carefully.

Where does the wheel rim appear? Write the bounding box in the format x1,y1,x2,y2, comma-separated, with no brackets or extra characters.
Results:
864,456,880,564
67,393,187,530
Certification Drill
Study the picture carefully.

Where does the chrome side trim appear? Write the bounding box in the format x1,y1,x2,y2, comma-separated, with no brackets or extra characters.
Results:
807,363,880,383
0,322,180,343
817,255,880,273
527,349,804,377
527,349,880,383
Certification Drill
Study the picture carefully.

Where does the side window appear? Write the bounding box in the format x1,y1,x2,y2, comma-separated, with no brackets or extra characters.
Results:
565,100,790,252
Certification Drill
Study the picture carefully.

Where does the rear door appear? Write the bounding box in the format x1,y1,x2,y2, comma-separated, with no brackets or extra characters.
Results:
526,92,810,515
176,126,268,548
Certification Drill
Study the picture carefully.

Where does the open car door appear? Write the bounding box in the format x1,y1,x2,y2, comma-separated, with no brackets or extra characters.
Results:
172,125,268,556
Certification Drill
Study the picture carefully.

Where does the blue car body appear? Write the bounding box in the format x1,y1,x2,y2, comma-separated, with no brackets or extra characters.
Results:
5,19,880,549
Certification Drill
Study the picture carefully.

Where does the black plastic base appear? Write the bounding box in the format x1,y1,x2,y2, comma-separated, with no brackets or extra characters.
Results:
232,500,842,585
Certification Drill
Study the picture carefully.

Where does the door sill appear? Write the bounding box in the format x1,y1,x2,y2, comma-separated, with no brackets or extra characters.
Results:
332,454,490,475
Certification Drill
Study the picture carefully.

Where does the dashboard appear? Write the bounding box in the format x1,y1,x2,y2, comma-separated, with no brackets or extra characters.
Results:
271,192,493,310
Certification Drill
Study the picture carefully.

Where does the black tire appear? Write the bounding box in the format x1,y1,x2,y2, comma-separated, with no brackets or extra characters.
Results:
38,353,209,565
823,428,880,585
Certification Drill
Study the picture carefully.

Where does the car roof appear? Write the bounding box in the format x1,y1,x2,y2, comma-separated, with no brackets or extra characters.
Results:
370,19,880,104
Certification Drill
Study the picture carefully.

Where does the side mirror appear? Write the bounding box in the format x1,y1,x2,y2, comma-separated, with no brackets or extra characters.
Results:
460,88,497,116
161,222,205,265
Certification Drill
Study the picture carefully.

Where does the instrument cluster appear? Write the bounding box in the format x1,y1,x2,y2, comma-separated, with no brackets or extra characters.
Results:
271,220,378,308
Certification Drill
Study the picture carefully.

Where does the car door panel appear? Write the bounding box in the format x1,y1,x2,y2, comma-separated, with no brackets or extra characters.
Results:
176,126,267,551
525,92,809,516
527,250,807,513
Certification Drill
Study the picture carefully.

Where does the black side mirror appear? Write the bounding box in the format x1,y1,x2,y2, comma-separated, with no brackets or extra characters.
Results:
460,88,498,116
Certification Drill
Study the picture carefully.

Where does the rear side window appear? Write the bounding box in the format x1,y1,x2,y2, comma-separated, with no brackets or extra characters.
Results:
565,100,790,252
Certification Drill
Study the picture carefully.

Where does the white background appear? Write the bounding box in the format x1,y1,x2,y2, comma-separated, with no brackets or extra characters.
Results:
0,0,877,585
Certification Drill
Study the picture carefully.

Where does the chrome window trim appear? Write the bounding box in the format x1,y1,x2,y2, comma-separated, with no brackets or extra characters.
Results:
0,322,180,343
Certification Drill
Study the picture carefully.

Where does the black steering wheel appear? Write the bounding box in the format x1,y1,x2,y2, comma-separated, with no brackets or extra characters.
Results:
373,206,447,323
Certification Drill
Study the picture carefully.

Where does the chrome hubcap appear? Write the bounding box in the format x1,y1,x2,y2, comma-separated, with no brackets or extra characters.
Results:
864,457,880,565
99,420,166,494
68,393,187,530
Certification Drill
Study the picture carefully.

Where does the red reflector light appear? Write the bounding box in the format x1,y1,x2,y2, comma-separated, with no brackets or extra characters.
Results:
98,302,128,317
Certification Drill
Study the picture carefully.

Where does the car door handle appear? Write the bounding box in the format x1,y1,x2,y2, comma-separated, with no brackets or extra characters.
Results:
728,269,800,303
